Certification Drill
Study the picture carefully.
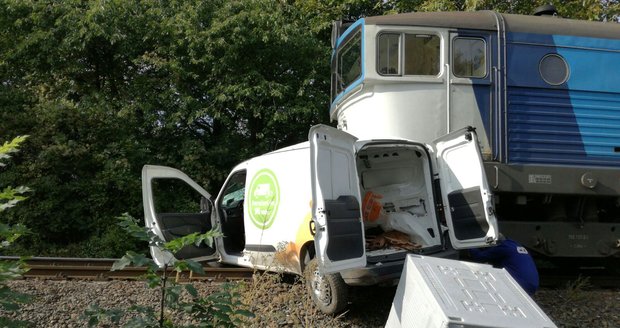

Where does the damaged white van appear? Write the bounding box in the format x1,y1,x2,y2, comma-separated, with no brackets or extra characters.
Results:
142,124,498,314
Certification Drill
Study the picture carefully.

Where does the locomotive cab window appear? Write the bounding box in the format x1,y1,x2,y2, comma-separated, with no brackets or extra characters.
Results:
452,37,487,78
377,33,440,76
404,34,440,75
377,33,400,75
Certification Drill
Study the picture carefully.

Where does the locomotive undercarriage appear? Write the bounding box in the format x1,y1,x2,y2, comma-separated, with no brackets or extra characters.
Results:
495,192,620,258
485,163,620,261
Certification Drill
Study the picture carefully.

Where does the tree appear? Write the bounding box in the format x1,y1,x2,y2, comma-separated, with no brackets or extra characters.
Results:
415,0,620,21
3,0,612,258
0,0,332,256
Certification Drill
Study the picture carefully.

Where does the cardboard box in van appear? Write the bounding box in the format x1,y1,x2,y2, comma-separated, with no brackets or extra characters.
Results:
142,124,498,314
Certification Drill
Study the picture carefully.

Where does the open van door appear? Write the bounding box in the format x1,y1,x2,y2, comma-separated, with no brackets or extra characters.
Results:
309,124,366,274
142,165,219,267
432,127,498,249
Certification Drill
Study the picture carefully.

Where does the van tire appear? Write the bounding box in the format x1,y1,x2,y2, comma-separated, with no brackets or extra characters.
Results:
304,258,348,315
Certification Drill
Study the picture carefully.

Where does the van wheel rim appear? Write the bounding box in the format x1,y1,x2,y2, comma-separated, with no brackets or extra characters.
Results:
311,269,332,305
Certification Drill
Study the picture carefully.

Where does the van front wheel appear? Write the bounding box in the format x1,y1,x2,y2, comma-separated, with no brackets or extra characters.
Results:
304,258,348,314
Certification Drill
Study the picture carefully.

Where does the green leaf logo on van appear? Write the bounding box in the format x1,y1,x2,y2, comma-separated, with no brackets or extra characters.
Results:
248,169,280,230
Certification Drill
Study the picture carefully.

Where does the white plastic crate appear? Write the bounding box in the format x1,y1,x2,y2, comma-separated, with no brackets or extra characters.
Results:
385,254,557,328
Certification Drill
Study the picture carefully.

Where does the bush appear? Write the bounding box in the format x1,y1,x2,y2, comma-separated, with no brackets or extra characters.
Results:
0,136,31,327
83,213,254,327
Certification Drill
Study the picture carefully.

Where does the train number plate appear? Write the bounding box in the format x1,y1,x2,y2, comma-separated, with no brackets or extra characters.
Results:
528,174,552,184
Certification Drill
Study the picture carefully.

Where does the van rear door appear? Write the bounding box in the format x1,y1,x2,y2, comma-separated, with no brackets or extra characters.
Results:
142,165,219,267
431,127,498,249
309,124,366,274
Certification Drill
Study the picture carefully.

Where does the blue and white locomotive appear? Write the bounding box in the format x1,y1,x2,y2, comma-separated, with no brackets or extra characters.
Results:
329,8,620,261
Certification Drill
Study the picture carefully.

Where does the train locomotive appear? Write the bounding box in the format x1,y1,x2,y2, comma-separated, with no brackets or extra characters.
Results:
329,8,620,262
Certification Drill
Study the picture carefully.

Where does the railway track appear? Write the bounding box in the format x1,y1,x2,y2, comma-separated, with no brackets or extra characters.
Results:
0,256,254,281
2,256,619,287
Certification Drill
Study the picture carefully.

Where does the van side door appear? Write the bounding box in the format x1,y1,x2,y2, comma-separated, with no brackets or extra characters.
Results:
309,124,366,274
431,127,499,249
142,165,219,267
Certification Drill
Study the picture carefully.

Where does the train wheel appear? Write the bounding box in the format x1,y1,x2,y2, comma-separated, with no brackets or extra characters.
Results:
304,258,348,315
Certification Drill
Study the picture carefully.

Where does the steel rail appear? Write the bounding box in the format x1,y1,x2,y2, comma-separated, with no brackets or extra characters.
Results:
3,256,619,287
0,256,254,281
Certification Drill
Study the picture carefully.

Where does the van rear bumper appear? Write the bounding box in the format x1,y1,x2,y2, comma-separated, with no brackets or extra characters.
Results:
340,260,404,286
340,248,459,286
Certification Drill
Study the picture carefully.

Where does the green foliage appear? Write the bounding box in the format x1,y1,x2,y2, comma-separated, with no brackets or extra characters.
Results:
0,0,616,261
0,186,30,212
117,212,159,243
297,0,620,21
0,0,331,257
0,136,30,214
84,303,163,328
112,250,159,273
0,136,28,164
0,136,30,251
0,258,28,284
414,0,620,21
0,259,31,326
0,136,31,327
177,283,255,327
85,213,253,327
0,223,29,250
165,230,218,255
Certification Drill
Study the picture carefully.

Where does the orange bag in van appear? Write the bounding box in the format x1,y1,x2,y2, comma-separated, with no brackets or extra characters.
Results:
362,191,383,222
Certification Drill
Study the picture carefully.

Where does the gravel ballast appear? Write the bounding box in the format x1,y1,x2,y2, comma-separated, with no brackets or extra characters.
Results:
3,276,619,327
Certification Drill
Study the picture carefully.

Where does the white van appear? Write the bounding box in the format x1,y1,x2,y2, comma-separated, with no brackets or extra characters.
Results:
142,124,498,314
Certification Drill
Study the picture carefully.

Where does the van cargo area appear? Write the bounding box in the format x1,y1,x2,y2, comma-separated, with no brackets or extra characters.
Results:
358,143,441,248
311,125,496,287
338,142,453,285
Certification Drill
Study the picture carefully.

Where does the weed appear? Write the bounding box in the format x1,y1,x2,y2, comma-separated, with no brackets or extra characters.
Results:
564,275,592,302
234,244,344,327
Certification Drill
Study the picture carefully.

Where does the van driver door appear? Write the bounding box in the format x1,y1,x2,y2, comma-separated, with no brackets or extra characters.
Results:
309,124,366,274
142,165,219,267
